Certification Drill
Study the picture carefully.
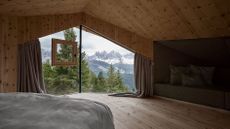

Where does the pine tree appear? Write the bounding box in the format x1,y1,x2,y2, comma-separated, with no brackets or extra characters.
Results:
58,28,76,61
81,52,91,92
43,28,91,94
106,64,116,92
105,64,128,93
90,71,98,90
93,71,106,92
64,28,76,41
43,28,129,94
115,70,128,92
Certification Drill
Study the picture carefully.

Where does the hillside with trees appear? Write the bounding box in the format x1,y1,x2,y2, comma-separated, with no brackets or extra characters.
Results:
42,28,128,94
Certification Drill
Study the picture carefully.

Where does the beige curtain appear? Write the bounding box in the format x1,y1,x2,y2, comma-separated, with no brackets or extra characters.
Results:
134,53,154,97
17,39,46,93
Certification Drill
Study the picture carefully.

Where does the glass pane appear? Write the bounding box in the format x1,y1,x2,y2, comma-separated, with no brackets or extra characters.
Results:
82,27,136,93
56,43,73,62
39,27,79,95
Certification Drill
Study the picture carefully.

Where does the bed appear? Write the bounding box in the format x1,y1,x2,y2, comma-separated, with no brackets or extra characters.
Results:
0,93,115,129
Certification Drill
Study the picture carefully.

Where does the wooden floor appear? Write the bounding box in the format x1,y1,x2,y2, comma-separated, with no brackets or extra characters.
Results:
68,93,230,129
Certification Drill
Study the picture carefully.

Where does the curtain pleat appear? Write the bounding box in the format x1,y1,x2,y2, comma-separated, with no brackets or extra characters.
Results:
17,39,46,93
109,53,154,98
134,53,154,97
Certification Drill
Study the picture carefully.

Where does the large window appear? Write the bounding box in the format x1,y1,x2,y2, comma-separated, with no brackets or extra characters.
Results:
81,27,135,93
40,27,135,95
40,28,79,95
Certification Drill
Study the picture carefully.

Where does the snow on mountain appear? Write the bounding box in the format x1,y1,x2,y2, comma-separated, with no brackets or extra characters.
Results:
88,50,134,65
41,49,134,74
87,51,135,91
41,49,135,91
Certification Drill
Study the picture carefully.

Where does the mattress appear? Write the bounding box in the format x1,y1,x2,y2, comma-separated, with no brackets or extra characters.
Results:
0,93,114,129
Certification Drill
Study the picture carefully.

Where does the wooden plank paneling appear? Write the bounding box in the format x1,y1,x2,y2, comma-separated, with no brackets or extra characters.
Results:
0,16,3,92
0,13,153,92
0,0,90,16
83,14,153,58
17,13,153,58
0,16,18,93
0,0,230,41
84,0,230,40
17,13,83,44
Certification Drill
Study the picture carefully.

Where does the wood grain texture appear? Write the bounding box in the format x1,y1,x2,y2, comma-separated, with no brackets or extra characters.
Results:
69,93,230,129
0,0,90,16
0,16,18,93
0,0,229,40
83,14,153,58
51,38,78,66
0,14,83,92
0,13,153,92
1,0,229,92
84,0,230,40
17,13,83,44
0,17,2,92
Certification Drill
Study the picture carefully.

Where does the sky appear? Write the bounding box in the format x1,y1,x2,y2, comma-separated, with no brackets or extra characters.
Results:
39,27,133,56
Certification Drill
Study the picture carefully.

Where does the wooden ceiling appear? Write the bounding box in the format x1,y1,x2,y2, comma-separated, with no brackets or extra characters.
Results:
0,0,230,40
0,0,90,16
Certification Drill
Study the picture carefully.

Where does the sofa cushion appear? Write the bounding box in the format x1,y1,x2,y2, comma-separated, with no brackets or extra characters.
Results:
189,65,215,85
182,72,205,86
170,65,189,85
170,65,215,86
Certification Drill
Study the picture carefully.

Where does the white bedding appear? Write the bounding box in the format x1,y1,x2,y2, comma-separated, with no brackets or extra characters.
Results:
0,93,114,129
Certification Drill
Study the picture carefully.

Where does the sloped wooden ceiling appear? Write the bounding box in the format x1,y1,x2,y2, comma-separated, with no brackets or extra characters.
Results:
0,0,230,93
85,0,230,40
0,0,90,16
0,0,230,40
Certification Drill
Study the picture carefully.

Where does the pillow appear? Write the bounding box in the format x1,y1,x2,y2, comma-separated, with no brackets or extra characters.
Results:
170,65,189,85
190,65,215,85
182,72,205,86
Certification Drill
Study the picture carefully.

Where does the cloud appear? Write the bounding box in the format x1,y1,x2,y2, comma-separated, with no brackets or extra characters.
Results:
82,30,133,55
39,31,65,51
39,27,133,56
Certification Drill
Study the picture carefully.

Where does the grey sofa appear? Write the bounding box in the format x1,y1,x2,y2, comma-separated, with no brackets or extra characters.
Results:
154,37,230,110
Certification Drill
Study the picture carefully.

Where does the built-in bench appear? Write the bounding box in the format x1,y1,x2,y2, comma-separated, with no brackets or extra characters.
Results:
154,37,230,110
155,83,230,109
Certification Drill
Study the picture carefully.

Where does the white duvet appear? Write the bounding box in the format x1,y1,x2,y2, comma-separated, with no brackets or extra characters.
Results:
0,93,114,129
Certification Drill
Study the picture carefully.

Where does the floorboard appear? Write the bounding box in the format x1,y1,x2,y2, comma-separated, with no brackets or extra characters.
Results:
68,93,230,129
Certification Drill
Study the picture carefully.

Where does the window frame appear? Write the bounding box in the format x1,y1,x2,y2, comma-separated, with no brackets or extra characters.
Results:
51,38,78,66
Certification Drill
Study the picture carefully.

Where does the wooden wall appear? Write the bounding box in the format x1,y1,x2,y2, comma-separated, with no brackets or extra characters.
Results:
83,14,153,58
17,13,83,44
0,16,18,92
0,13,153,92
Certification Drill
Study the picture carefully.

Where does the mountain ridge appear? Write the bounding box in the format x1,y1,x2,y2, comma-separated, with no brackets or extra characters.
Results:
41,49,135,91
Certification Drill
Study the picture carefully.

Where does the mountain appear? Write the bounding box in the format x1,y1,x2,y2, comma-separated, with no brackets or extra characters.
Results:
87,51,135,91
87,51,134,74
41,48,51,63
41,49,135,91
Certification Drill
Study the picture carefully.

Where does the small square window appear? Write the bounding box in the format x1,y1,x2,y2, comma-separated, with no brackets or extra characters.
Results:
51,38,77,66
